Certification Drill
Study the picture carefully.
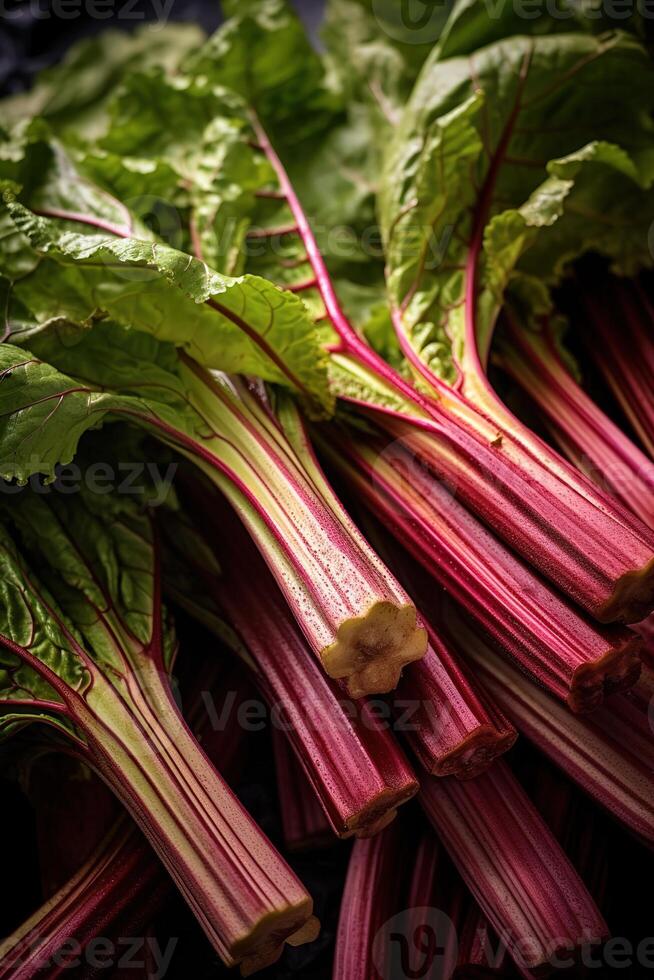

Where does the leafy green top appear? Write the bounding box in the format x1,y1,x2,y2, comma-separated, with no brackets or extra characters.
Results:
380,29,654,387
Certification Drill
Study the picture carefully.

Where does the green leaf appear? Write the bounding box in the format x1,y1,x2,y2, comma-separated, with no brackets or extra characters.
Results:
4,200,332,411
0,24,205,142
381,29,654,385
0,521,91,718
6,483,170,670
435,0,591,60
186,0,339,143
484,141,654,325
322,0,438,124
95,70,272,274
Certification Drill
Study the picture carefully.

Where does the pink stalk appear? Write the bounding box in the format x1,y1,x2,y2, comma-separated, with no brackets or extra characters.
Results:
403,832,504,979
0,819,167,980
0,664,255,979
17,210,427,699
456,909,509,978
176,482,419,838
494,314,654,674
450,611,654,848
318,427,642,712
420,761,608,975
496,317,654,529
362,520,517,777
27,756,117,899
158,361,427,697
384,65,654,626
332,821,407,980
524,762,609,911
0,518,316,975
272,728,333,852
246,111,654,626
396,629,517,779
580,277,654,460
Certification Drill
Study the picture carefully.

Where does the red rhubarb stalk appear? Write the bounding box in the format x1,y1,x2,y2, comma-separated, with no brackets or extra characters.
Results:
450,611,654,849
6,203,427,699
332,821,407,980
0,498,316,975
0,661,272,978
360,517,517,777
318,427,642,712
420,761,608,975
496,317,654,529
272,728,333,852
245,114,654,625
580,277,654,460
172,485,419,837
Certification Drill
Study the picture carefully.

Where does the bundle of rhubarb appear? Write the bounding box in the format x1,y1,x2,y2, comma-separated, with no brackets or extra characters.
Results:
1,1,654,976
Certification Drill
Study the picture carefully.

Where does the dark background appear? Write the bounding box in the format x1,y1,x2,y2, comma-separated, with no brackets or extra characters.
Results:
0,0,325,95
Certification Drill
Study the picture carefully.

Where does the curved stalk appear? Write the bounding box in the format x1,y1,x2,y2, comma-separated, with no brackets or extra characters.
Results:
246,113,654,626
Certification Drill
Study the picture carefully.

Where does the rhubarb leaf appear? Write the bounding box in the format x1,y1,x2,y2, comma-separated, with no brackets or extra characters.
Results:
381,30,654,385
0,520,91,730
187,0,337,140
435,0,594,60
94,71,272,275
3,200,332,411
0,24,205,141
485,141,654,324
7,487,168,670
0,321,199,484
322,0,437,125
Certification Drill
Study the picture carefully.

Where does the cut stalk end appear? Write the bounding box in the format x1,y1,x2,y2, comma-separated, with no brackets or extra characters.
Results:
347,780,419,837
434,724,518,780
569,633,642,713
237,902,318,976
596,555,654,625
321,601,427,697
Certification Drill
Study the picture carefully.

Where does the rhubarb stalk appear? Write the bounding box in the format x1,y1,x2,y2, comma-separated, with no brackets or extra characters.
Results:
0,660,255,980
243,111,654,626
332,821,407,980
420,761,608,975
580,277,654,461
0,661,255,979
272,728,333,852
495,317,654,529
448,612,654,849
318,426,642,712
165,484,419,838
359,514,517,776
0,490,316,974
